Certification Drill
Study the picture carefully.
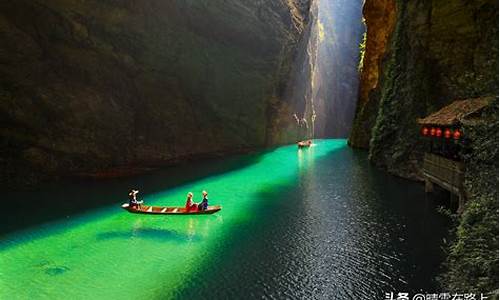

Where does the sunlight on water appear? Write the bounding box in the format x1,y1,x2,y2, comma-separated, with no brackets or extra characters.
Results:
0,140,343,299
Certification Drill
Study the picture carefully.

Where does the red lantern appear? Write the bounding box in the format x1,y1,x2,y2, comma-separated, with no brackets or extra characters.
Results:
436,128,442,137
421,127,429,136
444,128,452,139
430,127,436,136
453,129,461,140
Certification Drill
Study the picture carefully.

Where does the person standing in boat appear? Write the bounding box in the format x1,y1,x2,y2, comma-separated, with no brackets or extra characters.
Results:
128,189,142,209
185,192,197,211
198,191,209,211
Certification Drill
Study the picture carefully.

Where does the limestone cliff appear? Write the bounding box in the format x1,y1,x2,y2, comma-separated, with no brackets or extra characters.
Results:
317,0,364,138
348,0,396,148
442,100,498,294
351,0,499,293
350,0,498,179
277,0,364,140
0,0,311,186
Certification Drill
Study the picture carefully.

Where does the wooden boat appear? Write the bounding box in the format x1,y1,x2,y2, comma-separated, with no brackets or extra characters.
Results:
121,203,221,215
297,140,312,148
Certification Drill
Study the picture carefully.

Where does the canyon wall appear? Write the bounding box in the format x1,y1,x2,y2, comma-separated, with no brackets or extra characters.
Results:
280,0,364,139
348,0,396,147
442,100,498,294
351,0,498,179
0,0,311,186
352,0,498,293
313,0,364,138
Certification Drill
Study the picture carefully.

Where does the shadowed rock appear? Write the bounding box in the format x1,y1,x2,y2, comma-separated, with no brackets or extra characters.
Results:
0,0,312,187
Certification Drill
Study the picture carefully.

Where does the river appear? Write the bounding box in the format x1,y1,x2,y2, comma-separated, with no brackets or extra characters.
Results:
0,140,449,299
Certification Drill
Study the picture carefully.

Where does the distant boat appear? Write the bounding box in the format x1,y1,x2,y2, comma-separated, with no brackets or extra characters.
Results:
297,140,312,148
121,203,222,215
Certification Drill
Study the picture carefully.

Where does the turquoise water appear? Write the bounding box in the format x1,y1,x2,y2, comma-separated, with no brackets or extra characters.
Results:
0,140,449,299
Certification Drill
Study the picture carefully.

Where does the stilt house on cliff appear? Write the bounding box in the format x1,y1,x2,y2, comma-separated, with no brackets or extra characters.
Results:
417,97,495,213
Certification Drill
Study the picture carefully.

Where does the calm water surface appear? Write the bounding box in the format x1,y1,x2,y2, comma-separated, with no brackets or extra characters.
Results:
0,140,449,299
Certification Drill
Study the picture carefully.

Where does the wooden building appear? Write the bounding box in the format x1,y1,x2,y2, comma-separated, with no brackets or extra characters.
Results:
417,97,493,213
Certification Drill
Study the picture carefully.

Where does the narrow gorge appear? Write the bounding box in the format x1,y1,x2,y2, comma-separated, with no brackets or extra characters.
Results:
1,0,367,186
0,0,497,299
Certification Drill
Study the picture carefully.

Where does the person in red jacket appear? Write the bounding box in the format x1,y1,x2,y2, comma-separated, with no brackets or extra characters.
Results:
185,192,197,212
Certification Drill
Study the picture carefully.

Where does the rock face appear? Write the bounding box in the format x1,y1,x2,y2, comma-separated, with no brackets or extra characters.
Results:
351,0,499,293
350,0,498,179
442,100,498,294
348,0,396,147
0,0,311,185
311,0,364,138
279,0,364,140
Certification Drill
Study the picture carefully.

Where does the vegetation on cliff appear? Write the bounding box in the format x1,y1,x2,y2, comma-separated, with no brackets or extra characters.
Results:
368,0,432,179
351,0,498,174
351,0,499,293
357,30,366,72
441,101,499,295
349,0,396,149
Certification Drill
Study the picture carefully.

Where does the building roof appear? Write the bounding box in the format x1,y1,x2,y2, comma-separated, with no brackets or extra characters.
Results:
417,97,495,126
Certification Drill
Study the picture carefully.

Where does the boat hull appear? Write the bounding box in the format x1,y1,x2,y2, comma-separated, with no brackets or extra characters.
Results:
121,203,221,215
297,140,312,148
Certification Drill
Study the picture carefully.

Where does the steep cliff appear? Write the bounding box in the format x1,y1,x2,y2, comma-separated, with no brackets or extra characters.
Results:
312,0,364,138
0,0,311,186
278,0,364,140
351,0,499,293
348,0,396,148
442,100,498,294
351,0,498,179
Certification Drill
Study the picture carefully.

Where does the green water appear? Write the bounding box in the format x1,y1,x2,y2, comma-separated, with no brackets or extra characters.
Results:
0,140,449,299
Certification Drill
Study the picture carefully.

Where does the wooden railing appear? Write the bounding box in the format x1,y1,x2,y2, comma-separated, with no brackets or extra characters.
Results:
423,153,464,195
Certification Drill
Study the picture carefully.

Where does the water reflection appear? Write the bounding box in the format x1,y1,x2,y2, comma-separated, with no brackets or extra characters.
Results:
177,146,450,299
0,141,448,299
96,228,198,243
297,144,315,172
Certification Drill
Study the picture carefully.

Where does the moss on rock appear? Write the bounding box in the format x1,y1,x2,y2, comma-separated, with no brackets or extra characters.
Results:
352,0,499,293
441,100,499,295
